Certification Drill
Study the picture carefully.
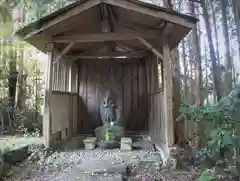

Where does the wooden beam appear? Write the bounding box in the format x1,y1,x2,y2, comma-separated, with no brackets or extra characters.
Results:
54,42,74,64
138,37,164,60
53,32,156,43
163,43,174,146
162,22,174,43
43,43,54,148
78,58,143,63
102,0,196,29
117,43,146,51
22,0,101,39
70,51,147,59
122,22,161,37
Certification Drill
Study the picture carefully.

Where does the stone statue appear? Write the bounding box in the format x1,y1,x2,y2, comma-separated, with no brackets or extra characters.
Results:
100,90,117,125
95,89,124,149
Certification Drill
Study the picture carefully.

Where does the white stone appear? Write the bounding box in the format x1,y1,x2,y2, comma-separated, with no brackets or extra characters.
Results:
83,137,97,150
120,137,132,151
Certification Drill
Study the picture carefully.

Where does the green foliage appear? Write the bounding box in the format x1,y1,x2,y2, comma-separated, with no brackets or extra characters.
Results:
18,117,41,137
199,168,216,181
179,88,240,179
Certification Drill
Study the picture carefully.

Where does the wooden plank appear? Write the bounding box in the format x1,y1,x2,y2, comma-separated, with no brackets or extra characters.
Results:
123,65,131,129
153,55,159,90
70,61,78,93
131,64,138,131
92,63,98,124
86,63,96,133
115,63,123,120
138,37,164,60
78,63,87,133
145,58,151,131
163,43,174,146
53,32,156,43
22,0,102,39
72,94,78,135
56,61,60,90
138,62,146,130
65,61,70,91
76,65,80,134
95,63,102,123
43,43,54,148
102,0,196,29
52,63,56,90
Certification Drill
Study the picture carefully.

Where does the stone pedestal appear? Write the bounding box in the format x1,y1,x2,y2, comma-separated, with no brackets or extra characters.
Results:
95,125,124,142
83,137,96,150
121,137,132,151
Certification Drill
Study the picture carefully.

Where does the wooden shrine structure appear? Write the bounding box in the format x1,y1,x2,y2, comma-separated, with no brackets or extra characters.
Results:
16,0,197,149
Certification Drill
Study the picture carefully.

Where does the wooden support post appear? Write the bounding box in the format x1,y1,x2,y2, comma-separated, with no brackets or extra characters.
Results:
43,43,54,148
163,43,174,146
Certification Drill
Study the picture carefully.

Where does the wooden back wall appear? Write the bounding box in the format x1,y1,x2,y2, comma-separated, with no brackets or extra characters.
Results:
77,60,148,134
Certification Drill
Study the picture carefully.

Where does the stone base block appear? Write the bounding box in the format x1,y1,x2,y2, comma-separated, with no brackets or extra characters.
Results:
121,137,132,151
83,137,96,150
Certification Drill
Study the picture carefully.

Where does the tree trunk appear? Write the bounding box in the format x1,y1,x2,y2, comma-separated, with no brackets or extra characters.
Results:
182,40,188,101
8,54,17,106
232,0,240,61
172,47,183,144
14,7,26,110
190,1,203,106
211,3,220,66
204,42,209,104
201,0,221,101
220,0,232,95
188,36,195,105
190,1,204,148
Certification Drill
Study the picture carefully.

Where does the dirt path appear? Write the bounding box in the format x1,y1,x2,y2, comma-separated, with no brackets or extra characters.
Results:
5,149,201,181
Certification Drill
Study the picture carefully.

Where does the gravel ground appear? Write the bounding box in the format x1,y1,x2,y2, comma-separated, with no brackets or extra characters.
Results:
5,149,201,181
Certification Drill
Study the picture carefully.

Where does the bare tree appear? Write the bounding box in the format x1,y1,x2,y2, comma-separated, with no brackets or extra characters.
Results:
200,0,221,101
220,0,232,95
232,0,240,60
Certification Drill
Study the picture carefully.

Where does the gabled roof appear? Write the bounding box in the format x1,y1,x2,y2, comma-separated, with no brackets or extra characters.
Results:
16,0,198,54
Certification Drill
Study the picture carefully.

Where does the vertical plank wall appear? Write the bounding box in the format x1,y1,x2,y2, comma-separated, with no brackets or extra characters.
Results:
50,58,79,144
146,54,165,145
78,60,148,134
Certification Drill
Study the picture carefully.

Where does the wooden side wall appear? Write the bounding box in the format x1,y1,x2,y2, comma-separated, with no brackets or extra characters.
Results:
146,54,166,145
78,60,148,134
51,91,78,143
49,58,79,144
52,59,78,93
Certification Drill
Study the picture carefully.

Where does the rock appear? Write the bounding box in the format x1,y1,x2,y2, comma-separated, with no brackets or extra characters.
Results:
3,146,29,164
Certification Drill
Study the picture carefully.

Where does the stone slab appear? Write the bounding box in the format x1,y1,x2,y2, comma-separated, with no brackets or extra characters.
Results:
83,137,96,143
75,160,127,174
121,137,132,143
83,137,96,150
121,137,132,151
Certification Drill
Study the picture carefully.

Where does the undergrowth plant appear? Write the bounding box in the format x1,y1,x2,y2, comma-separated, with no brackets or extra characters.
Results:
179,88,240,180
